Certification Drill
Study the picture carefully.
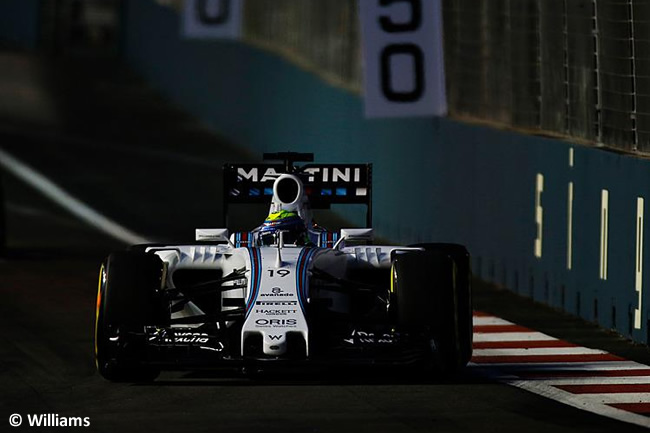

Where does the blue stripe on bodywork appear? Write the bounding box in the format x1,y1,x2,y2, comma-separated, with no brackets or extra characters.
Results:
296,248,318,314
295,250,307,313
245,247,262,317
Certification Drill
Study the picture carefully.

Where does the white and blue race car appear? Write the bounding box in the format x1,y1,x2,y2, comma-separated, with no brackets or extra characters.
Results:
94,153,472,381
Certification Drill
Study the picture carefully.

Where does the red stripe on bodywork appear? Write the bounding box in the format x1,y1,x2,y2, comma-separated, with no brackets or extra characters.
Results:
473,340,577,349
556,383,650,394
471,354,624,363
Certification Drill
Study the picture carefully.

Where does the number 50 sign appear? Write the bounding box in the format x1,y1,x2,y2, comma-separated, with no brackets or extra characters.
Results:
360,0,447,118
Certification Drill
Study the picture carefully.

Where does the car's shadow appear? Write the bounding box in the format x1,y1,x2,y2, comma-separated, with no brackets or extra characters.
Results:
138,365,494,387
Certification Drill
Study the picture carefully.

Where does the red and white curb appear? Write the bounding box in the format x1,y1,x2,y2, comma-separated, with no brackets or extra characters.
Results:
471,311,650,428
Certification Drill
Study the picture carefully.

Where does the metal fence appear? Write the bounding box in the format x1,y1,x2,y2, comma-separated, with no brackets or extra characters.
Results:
444,0,650,153
169,0,650,154
243,0,362,92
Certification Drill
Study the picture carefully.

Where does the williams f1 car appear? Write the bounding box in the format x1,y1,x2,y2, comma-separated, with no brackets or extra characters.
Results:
95,153,472,381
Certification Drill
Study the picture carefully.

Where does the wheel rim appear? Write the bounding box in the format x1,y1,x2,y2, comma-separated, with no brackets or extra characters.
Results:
94,263,106,369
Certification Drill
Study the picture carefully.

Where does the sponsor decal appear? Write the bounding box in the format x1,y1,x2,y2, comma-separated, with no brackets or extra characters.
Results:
344,330,398,345
255,309,297,316
301,166,362,184
169,332,210,344
259,292,294,297
237,167,281,183
236,167,364,185
255,318,297,328
147,330,224,350
256,300,298,306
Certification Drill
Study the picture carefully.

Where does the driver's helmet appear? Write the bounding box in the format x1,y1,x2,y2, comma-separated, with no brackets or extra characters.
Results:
259,210,307,245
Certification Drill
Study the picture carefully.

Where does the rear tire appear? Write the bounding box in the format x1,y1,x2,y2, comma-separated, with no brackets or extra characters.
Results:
392,244,472,375
95,251,165,382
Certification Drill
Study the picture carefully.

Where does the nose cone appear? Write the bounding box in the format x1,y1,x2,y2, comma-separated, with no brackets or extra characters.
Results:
263,333,287,355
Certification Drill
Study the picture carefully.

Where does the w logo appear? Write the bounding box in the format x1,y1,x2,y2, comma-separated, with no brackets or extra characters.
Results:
268,335,283,341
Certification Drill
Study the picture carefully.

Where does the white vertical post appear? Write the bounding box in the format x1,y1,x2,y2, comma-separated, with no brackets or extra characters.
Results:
635,197,644,329
567,147,574,270
599,189,609,280
535,173,544,258
567,181,574,270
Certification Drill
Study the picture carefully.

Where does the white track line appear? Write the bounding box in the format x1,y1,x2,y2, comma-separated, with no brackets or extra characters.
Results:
531,377,650,385
474,332,558,342
0,147,150,245
582,393,650,404
473,347,608,357
473,317,515,326
468,361,648,372
470,361,631,368
516,361,650,371
470,315,650,427
467,361,650,379
508,380,650,428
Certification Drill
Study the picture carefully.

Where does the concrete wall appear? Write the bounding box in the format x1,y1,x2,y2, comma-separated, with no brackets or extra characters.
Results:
0,0,39,49
123,0,650,345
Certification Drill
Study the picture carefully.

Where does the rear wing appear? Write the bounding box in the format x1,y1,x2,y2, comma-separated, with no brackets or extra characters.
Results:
223,154,372,227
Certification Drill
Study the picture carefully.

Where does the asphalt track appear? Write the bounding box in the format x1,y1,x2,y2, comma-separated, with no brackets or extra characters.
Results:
2,54,650,432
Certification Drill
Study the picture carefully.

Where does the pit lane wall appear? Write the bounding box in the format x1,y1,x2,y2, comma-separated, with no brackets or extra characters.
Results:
123,1,650,345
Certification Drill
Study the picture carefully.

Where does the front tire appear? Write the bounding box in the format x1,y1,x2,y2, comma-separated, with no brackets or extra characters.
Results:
392,244,472,375
95,251,165,382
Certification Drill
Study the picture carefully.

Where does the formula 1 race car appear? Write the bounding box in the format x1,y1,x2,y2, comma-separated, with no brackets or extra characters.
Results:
95,153,472,381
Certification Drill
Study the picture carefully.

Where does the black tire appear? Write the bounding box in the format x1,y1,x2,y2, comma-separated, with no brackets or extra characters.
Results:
411,243,473,370
392,244,472,375
0,173,6,257
95,251,165,382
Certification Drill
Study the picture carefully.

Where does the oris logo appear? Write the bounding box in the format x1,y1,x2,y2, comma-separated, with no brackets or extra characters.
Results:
255,319,297,326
